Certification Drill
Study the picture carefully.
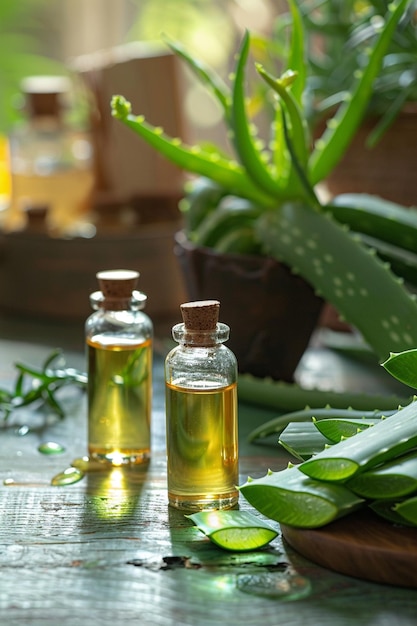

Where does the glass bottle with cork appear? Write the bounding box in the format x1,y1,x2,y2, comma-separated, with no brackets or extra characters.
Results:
165,299,239,511
5,75,93,235
86,269,153,466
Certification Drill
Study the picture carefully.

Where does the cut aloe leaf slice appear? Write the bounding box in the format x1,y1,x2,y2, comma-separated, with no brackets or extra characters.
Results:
299,399,417,482
239,465,364,528
313,417,380,443
347,451,417,499
279,421,332,461
187,510,278,551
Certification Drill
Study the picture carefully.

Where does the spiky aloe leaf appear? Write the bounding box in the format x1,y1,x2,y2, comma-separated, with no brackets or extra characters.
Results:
256,64,309,170
309,0,410,185
239,374,411,419
247,405,395,442
230,31,295,198
382,348,417,389
239,465,364,528
313,417,381,443
256,203,417,360
286,0,305,105
162,35,230,119
328,194,417,254
347,451,417,499
110,95,272,206
299,398,417,482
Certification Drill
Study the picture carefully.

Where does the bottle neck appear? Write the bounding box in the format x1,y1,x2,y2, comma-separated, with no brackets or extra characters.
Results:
172,322,230,347
90,290,147,312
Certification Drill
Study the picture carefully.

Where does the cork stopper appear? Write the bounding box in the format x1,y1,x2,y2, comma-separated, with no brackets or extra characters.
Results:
96,269,139,310
180,300,220,345
21,76,70,119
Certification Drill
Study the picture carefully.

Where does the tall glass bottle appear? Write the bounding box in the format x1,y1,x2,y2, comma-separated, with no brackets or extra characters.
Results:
165,299,238,511
85,269,153,466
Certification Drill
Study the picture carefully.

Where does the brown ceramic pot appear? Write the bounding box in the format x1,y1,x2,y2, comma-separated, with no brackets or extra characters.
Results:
174,232,324,382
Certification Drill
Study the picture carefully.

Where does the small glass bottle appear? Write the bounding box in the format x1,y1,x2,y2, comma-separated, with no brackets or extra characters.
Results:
6,75,93,235
85,269,153,466
165,299,239,511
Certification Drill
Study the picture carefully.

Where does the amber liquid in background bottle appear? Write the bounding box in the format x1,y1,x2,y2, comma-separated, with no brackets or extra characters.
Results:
86,269,153,466
87,336,152,465
165,300,239,511
5,76,93,236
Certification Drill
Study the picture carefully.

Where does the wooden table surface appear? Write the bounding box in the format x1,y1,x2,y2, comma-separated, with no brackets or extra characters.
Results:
1,315,417,626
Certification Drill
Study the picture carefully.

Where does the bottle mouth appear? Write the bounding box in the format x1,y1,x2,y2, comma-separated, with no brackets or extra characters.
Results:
172,322,230,346
89,289,147,311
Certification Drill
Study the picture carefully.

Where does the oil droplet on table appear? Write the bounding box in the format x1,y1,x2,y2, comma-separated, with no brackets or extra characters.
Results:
51,466,84,486
236,570,311,599
38,441,66,455
16,425,30,436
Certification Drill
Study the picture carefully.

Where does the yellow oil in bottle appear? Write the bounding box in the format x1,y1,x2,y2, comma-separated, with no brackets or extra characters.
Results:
87,336,152,465
5,167,94,234
165,380,238,511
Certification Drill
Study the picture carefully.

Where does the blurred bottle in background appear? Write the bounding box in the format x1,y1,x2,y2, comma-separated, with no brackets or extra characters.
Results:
3,75,94,237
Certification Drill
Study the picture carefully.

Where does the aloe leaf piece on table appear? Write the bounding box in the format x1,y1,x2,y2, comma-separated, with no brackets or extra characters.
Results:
279,421,332,461
382,349,417,389
298,399,417,482
393,495,417,526
312,416,382,444
347,451,417,499
239,464,364,528
186,510,278,551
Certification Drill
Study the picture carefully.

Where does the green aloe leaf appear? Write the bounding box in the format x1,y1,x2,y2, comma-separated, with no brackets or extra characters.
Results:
313,416,381,443
257,203,417,361
393,494,417,526
110,96,272,206
187,510,278,551
327,194,417,255
163,35,230,119
299,399,417,482
239,465,364,528
239,374,411,418
369,499,417,527
279,421,332,461
230,31,292,198
347,451,417,499
309,0,410,185
382,349,417,389
286,0,305,105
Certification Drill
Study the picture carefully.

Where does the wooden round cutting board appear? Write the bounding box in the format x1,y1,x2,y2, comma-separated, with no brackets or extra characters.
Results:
281,509,417,588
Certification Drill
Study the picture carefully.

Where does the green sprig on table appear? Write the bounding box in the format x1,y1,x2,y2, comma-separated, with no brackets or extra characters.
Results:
0,349,87,421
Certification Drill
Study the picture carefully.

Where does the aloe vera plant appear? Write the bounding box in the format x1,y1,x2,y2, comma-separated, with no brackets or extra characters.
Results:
111,0,417,365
